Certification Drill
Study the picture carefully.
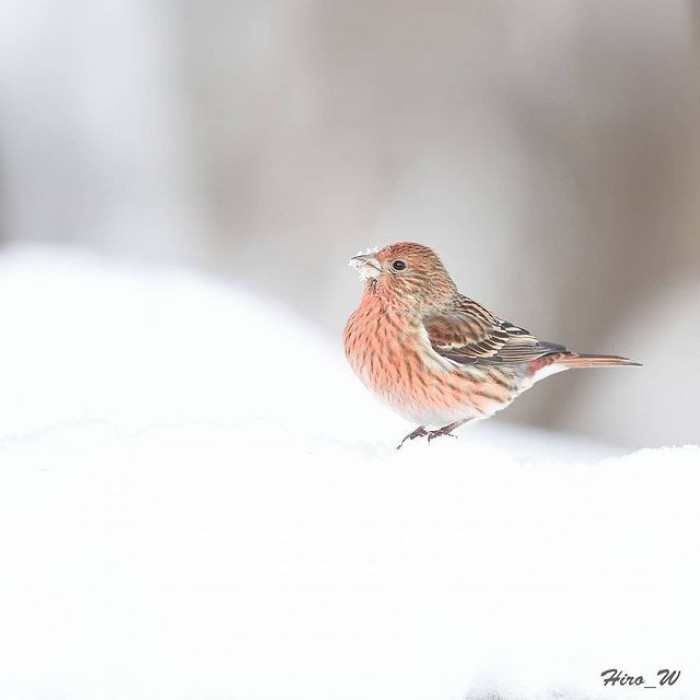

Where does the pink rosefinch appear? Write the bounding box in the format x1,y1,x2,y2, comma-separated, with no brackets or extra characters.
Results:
343,242,640,448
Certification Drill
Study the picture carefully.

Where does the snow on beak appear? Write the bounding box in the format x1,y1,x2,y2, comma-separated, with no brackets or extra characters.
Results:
349,248,382,281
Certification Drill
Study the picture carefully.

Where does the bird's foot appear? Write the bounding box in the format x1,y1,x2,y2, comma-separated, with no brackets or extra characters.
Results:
397,420,467,449
426,428,459,444
397,419,468,449
396,426,428,449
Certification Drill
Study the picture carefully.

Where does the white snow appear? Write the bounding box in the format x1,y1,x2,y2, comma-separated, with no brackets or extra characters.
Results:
0,246,698,700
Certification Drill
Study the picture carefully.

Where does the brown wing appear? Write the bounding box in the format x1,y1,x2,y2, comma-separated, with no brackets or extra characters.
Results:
423,295,565,365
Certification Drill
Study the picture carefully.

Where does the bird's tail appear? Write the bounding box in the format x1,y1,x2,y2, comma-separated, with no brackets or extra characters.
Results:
553,352,641,369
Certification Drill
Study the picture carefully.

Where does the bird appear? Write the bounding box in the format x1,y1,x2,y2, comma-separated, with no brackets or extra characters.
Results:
343,242,640,449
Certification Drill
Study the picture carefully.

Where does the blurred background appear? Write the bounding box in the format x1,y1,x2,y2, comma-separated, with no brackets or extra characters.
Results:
1,0,698,448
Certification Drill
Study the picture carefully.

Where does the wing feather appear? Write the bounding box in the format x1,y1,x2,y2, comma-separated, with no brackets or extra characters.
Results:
424,295,565,365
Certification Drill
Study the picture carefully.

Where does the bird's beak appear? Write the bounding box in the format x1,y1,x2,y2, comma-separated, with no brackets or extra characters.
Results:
349,253,382,281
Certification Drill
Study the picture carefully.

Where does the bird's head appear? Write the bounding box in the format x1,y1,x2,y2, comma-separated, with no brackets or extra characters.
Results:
349,242,457,310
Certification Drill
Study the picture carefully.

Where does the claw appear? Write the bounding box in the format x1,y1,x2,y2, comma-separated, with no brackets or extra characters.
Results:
426,430,458,444
396,426,428,449
397,419,468,449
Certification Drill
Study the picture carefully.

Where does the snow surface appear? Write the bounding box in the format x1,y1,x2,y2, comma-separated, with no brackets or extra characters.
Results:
0,246,698,700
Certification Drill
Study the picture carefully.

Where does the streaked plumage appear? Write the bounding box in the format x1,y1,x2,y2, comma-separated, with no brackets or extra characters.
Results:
343,242,640,448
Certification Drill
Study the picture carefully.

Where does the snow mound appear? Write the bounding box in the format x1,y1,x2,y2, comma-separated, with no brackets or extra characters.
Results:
0,246,697,700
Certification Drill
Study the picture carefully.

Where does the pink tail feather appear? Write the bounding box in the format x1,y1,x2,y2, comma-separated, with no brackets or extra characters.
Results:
551,352,641,369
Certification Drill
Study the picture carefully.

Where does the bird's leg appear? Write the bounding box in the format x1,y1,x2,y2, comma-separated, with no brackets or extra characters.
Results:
426,419,469,444
397,419,469,449
397,426,428,449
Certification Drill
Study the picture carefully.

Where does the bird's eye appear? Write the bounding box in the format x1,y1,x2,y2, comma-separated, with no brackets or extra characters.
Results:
392,260,407,271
